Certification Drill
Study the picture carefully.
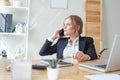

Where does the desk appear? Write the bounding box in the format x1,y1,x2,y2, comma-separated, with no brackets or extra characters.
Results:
0,59,120,80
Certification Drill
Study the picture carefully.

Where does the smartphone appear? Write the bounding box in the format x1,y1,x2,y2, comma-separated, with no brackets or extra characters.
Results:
59,29,64,36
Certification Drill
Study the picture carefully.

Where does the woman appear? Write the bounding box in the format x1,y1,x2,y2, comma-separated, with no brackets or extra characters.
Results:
39,15,97,62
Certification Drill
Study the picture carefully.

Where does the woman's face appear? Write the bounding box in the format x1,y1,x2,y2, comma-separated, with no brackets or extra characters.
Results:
63,18,76,36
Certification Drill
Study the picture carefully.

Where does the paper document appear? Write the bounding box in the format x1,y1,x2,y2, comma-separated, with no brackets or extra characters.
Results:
40,59,73,67
85,74,120,80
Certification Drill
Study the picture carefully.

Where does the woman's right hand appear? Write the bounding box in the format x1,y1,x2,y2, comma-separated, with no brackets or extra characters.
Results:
51,28,63,41
74,51,90,62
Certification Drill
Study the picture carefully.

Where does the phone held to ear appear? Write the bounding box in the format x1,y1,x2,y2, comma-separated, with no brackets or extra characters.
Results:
59,29,64,36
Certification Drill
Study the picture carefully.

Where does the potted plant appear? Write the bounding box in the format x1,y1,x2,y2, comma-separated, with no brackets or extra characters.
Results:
98,48,107,59
0,50,7,59
47,59,60,80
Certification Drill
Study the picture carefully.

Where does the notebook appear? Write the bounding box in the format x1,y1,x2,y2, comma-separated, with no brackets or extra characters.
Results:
32,59,73,69
79,34,120,72
40,59,73,67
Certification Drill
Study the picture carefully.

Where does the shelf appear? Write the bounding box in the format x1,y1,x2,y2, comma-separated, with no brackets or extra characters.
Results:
0,6,28,14
0,0,29,59
3,6,28,10
0,33,26,36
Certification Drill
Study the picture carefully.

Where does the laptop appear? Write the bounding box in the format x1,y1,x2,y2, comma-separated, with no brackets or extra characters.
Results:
79,34,120,72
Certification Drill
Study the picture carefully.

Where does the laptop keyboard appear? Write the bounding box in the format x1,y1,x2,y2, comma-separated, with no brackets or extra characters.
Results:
95,64,107,69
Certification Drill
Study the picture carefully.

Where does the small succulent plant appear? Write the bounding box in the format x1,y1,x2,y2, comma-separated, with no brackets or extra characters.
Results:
48,59,58,68
48,59,61,68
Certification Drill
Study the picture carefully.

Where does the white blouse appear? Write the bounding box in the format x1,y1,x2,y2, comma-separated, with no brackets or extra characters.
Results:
63,37,79,58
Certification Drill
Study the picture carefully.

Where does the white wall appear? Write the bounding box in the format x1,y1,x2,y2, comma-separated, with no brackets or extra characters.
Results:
28,0,84,59
102,0,120,58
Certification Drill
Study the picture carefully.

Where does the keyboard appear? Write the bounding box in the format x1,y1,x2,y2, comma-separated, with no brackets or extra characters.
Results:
95,64,107,69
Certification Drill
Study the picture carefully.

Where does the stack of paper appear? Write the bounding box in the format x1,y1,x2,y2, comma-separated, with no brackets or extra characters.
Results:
85,74,120,80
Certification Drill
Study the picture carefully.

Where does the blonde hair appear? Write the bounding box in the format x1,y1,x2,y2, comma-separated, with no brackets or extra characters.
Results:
65,15,83,34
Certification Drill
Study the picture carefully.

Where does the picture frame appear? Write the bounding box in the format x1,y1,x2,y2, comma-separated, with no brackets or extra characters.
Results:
50,0,68,9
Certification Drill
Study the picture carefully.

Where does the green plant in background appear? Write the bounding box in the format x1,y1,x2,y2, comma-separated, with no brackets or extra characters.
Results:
0,50,7,58
98,48,107,59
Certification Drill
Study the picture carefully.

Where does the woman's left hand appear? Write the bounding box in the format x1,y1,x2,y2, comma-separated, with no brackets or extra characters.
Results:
74,51,90,62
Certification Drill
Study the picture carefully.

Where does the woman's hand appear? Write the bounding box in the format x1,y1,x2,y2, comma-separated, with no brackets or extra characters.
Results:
74,51,90,62
51,28,62,41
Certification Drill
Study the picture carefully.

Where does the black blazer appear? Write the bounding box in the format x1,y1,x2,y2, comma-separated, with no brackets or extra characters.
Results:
39,36,98,60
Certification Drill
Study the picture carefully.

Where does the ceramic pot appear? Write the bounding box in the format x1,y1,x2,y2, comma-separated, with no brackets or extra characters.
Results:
47,67,59,80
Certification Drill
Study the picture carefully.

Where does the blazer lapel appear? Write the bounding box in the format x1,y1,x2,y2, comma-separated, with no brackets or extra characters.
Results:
58,38,68,59
79,37,85,51
61,39,68,52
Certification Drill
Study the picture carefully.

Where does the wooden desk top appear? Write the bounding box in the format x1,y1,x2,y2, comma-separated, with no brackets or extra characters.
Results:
0,59,120,80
